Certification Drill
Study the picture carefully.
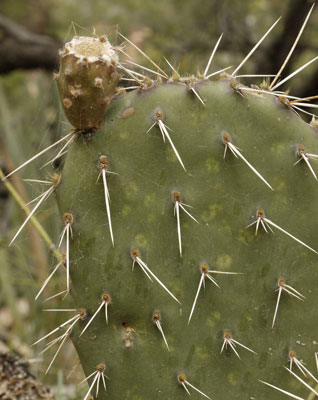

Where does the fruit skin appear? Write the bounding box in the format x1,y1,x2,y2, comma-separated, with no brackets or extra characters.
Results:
55,77,318,400
55,36,119,131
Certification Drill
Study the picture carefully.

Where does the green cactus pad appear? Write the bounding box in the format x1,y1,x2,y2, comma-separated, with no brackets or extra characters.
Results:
55,79,318,400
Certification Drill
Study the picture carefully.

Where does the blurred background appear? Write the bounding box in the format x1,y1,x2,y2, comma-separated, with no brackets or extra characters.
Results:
0,0,317,398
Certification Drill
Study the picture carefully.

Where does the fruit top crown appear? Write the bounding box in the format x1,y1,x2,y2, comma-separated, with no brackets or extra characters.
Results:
64,36,118,63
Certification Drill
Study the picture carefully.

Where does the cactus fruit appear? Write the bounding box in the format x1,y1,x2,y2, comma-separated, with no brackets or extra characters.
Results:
55,36,119,131
5,8,318,400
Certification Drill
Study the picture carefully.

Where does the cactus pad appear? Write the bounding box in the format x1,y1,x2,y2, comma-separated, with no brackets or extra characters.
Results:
53,76,318,399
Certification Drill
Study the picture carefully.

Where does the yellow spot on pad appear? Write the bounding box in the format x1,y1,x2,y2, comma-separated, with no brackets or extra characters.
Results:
147,214,156,223
195,346,209,360
135,233,148,248
205,157,220,173
212,311,221,320
122,205,132,216
201,204,223,223
216,254,232,271
276,182,286,191
206,311,222,327
132,396,143,400
125,182,139,198
227,372,239,386
270,142,285,156
238,229,255,244
144,193,155,207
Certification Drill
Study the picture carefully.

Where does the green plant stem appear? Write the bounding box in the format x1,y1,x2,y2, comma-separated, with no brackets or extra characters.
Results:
307,384,318,400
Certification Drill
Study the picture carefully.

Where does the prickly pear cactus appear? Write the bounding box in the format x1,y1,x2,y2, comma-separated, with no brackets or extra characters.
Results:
51,34,318,399
8,21,318,400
